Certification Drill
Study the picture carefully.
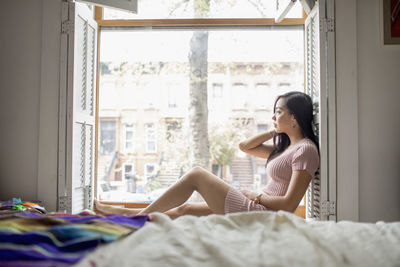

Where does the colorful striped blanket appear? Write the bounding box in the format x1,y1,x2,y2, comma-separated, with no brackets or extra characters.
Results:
0,211,149,267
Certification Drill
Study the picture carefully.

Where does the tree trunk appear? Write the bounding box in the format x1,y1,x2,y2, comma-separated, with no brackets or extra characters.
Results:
188,30,210,170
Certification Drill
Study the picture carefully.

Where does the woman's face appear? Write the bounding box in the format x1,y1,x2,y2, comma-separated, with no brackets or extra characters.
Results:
272,98,294,134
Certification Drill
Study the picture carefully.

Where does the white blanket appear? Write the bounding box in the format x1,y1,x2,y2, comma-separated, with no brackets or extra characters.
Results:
77,211,400,267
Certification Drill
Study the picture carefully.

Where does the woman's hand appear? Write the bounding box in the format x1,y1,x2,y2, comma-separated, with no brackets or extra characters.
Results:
239,189,258,201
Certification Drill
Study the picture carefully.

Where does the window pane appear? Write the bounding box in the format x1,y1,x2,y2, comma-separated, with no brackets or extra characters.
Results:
100,121,116,155
97,27,304,202
103,0,303,20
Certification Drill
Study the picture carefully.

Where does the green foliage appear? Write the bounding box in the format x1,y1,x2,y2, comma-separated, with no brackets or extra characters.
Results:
147,177,162,192
194,0,210,18
209,122,252,165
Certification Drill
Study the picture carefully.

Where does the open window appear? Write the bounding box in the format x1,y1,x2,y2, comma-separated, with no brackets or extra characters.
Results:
59,0,336,221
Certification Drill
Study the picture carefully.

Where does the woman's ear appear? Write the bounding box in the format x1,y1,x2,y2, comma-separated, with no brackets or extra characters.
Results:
291,116,297,128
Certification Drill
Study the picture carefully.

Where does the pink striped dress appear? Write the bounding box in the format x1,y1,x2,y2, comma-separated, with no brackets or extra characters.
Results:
224,138,320,213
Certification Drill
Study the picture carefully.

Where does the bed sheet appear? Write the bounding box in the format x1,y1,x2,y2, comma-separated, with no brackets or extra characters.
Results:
0,212,149,267
77,210,400,267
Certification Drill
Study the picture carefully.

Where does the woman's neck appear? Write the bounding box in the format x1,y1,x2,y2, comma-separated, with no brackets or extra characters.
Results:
287,131,305,147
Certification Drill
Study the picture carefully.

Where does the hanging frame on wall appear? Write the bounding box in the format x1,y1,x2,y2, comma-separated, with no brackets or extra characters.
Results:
383,0,400,44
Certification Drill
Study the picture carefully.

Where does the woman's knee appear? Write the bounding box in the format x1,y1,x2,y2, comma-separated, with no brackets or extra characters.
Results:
188,166,207,176
185,166,207,186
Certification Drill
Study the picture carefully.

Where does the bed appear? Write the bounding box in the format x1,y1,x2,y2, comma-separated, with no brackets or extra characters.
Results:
77,210,400,267
0,211,149,267
1,210,399,267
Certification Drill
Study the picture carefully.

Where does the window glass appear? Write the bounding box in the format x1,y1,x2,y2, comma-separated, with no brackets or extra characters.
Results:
100,121,116,155
232,83,247,109
97,27,304,202
145,123,157,152
257,124,268,133
103,0,303,20
123,124,135,153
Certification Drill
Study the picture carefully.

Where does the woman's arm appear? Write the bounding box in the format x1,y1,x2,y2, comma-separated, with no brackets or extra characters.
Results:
245,170,312,212
238,130,275,159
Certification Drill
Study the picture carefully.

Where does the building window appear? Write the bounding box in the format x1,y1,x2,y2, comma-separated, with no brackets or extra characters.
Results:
232,83,247,109
167,86,178,108
212,83,223,98
166,119,182,142
145,163,157,179
255,83,270,109
123,162,136,193
123,124,135,153
145,123,157,152
122,163,135,180
100,121,116,155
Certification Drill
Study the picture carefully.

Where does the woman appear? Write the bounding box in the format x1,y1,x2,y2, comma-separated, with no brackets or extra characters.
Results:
95,91,320,219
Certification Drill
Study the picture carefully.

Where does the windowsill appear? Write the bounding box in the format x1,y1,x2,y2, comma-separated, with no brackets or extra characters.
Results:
98,202,306,219
100,201,150,209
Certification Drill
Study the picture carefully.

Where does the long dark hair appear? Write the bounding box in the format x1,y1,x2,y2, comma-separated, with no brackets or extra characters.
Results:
267,91,319,164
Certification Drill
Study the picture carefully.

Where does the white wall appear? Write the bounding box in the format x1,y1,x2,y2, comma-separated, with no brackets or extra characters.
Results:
336,0,400,222
0,1,42,202
357,0,400,222
0,0,61,211
335,0,360,222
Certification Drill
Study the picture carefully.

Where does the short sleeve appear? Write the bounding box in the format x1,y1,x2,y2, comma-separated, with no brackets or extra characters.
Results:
291,143,320,176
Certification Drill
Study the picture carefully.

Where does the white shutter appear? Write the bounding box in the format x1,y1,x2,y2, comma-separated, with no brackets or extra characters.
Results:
299,0,316,14
305,0,336,221
59,2,97,214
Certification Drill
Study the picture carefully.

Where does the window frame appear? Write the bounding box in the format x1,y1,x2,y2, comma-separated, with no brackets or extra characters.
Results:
93,7,307,217
145,123,157,153
122,123,135,153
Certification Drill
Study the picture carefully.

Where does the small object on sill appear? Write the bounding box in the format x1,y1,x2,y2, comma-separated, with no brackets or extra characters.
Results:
0,198,47,215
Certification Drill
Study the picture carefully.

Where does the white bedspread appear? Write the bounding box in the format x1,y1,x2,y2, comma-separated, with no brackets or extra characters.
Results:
77,211,400,267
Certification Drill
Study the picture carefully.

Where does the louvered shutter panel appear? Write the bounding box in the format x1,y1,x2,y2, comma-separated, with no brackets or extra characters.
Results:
304,0,329,220
64,2,97,214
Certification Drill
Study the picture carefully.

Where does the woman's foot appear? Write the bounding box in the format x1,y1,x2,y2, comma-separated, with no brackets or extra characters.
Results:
93,199,116,214
93,199,142,216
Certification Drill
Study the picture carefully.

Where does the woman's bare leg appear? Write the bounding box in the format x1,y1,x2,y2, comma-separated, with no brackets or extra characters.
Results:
95,199,212,220
139,167,231,215
94,199,142,216
94,167,229,217
162,202,212,219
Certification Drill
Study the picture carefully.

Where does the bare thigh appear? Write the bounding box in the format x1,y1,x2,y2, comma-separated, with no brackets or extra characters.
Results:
189,167,231,214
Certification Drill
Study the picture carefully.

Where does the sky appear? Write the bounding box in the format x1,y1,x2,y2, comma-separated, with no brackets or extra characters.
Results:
100,28,304,63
